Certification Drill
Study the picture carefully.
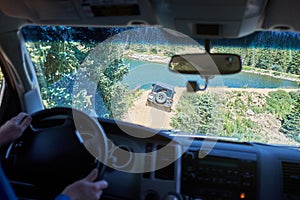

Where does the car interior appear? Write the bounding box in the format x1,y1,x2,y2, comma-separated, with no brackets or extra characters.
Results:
0,0,300,200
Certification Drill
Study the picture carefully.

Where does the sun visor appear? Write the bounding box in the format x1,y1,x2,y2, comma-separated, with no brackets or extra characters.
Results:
151,0,267,38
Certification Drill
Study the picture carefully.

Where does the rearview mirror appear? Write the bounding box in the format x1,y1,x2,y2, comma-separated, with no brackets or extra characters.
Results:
169,53,242,75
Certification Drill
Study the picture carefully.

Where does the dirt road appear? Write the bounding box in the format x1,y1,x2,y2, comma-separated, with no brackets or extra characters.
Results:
122,87,184,130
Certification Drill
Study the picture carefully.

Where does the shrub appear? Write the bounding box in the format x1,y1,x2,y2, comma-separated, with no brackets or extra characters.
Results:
170,92,223,135
280,91,300,142
271,65,283,72
265,90,294,119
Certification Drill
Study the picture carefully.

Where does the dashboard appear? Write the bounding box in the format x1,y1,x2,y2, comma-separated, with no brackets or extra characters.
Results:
1,117,300,200
99,119,300,200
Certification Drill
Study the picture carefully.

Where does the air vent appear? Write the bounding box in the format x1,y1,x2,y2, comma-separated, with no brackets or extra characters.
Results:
282,162,300,196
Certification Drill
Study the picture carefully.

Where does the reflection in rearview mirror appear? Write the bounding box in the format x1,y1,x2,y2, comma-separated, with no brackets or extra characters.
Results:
169,53,242,75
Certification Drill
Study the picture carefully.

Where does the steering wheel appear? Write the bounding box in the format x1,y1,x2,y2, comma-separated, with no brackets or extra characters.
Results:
2,107,108,198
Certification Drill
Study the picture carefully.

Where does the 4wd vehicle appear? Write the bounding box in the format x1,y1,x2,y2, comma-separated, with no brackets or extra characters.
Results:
146,82,175,112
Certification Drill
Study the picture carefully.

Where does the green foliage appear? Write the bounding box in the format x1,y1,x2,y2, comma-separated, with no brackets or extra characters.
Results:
281,112,300,142
26,39,131,119
289,90,300,107
272,71,281,76
150,48,158,54
255,49,270,69
26,42,82,109
265,90,294,119
280,91,300,142
96,62,130,119
44,42,79,83
223,117,261,141
272,65,283,72
242,66,252,71
171,90,274,142
79,43,131,118
213,46,300,76
222,91,262,141
170,92,224,135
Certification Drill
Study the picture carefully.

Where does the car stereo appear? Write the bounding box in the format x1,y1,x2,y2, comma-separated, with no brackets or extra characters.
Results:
181,150,257,200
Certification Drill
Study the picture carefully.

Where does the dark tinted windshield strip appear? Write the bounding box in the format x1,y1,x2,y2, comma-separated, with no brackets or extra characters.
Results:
21,25,135,42
209,31,300,50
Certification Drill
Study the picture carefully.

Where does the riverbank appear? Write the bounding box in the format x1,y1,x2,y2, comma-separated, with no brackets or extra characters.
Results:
124,53,300,84
243,68,300,83
124,53,170,64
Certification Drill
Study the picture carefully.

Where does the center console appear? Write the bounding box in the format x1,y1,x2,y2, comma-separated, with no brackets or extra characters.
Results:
181,149,257,200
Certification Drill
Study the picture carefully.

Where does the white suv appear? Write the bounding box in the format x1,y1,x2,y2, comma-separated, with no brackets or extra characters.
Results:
146,82,175,112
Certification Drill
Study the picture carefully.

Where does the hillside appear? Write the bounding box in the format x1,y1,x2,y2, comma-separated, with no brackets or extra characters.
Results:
123,87,300,145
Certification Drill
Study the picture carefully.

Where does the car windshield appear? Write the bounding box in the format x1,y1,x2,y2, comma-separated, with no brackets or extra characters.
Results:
22,25,300,145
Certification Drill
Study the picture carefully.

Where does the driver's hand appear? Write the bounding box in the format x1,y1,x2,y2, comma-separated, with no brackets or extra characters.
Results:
61,168,108,200
0,112,32,146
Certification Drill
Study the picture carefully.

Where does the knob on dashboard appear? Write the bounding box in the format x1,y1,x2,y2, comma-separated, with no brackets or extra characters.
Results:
184,152,195,160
